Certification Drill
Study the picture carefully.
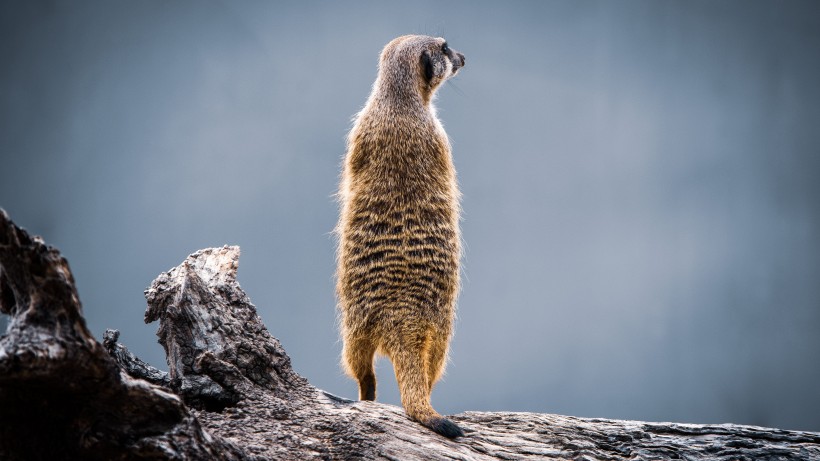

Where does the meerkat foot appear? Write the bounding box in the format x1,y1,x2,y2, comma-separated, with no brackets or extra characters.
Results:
359,374,376,401
424,417,464,439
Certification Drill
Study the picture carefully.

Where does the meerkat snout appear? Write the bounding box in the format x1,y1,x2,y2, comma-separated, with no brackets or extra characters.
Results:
442,42,466,74
453,52,466,70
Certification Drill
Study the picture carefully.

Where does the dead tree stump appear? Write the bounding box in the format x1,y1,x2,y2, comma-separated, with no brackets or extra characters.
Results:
1,208,818,460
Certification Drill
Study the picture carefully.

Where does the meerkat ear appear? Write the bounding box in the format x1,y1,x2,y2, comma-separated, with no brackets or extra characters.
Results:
421,50,434,83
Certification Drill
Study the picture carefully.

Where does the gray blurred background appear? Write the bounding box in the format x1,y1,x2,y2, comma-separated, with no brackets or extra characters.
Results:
2,0,819,432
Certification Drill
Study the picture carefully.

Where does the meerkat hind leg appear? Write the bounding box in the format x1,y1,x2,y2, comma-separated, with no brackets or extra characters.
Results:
343,336,377,401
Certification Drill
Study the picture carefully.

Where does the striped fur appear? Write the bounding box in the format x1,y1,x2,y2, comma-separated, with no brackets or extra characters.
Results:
336,35,466,438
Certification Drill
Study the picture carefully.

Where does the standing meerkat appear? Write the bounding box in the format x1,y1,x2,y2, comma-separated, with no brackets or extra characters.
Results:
336,35,466,438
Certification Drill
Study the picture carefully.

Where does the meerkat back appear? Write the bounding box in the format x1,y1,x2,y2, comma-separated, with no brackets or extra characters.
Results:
336,35,466,439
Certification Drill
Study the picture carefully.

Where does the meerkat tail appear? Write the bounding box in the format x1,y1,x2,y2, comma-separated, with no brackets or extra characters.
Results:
393,348,464,439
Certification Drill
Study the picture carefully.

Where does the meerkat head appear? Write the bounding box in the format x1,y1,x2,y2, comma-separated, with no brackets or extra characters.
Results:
376,35,466,105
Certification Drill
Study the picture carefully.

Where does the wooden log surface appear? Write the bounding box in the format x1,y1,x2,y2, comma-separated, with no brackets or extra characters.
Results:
1,208,818,460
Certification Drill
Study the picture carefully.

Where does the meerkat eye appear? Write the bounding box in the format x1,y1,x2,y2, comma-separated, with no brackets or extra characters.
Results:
441,43,449,54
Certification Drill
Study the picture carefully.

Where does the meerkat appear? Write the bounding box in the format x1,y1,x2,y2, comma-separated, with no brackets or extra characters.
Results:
336,35,466,438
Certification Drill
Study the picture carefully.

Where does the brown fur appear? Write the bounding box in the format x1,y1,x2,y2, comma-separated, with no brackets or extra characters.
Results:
336,35,466,438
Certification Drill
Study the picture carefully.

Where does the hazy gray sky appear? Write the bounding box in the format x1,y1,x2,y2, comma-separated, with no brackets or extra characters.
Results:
2,0,819,432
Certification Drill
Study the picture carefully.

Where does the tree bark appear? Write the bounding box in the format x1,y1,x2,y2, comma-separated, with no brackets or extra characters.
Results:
1,208,818,460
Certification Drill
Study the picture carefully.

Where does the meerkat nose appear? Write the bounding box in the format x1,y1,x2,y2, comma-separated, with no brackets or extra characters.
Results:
451,52,465,73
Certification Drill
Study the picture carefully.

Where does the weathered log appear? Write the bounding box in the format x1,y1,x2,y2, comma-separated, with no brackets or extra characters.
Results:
0,210,252,461
1,208,819,460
